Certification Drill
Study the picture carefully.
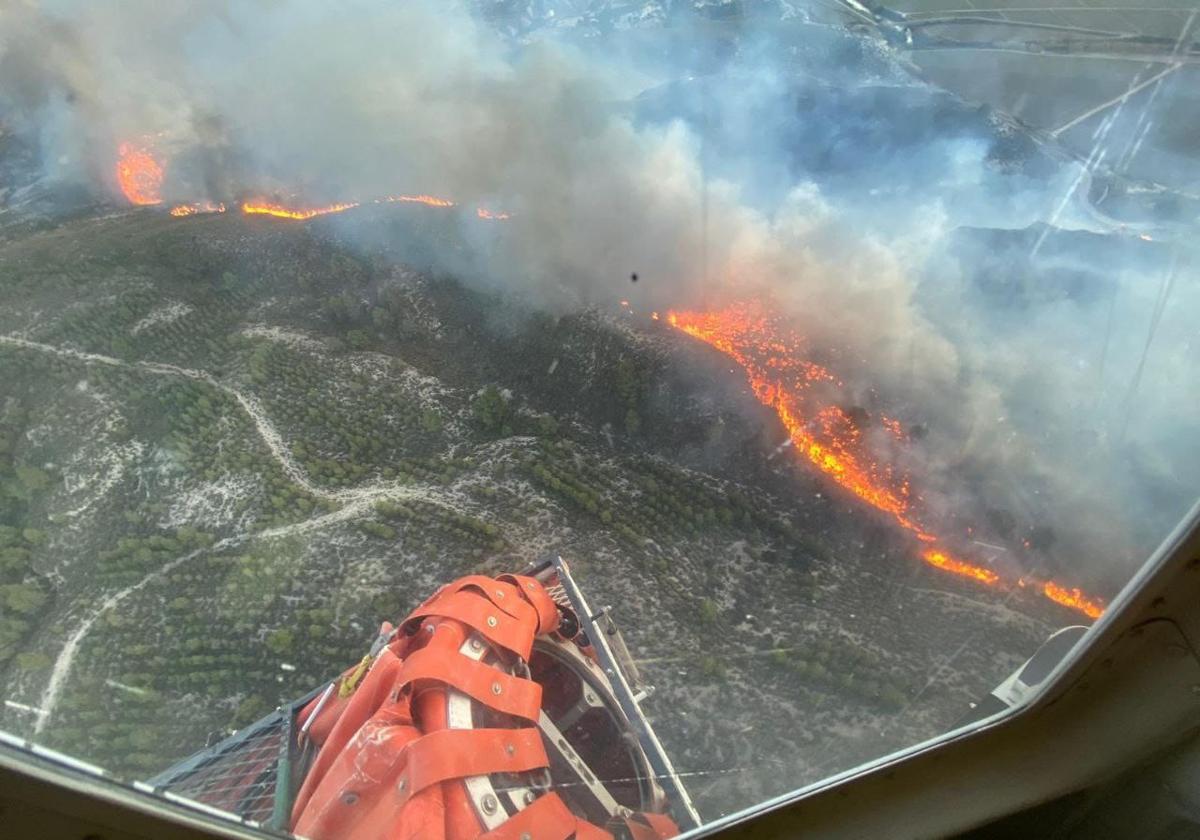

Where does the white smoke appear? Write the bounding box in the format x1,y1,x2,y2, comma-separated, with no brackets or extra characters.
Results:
1,0,1197,590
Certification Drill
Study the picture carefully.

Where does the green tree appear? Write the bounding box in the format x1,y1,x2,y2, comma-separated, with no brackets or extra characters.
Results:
14,651,51,671
471,385,512,436
1,583,47,615
266,628,296,655
14,464,51,499
535,414,559,437
420,409,443,433
0,547,32,576
624,407,641,435
346,329,372,350
231,694,270,729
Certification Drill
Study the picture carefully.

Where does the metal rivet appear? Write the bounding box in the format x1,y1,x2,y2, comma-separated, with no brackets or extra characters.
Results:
495,590,505,599
523,791,536,805
487,615,498,628
342,792,358,805
397,779,406,793
425,624,435,634
470,637,484,651
521,833,532,840
481,793,498,814
505,743,515,755
492,682,503,695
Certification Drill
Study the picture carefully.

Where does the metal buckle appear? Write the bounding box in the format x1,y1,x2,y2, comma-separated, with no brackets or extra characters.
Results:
529,766,553,792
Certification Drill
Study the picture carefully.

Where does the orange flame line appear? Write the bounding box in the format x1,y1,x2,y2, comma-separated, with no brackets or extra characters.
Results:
117,138,512,223
668,304,1105,619
169,202,226,217
381,194,456,208
241,200,360,220
1041,581,1104,620
922,549,999,586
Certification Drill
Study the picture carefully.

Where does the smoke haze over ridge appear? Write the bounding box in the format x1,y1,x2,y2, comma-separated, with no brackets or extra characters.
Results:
2,0,1198,592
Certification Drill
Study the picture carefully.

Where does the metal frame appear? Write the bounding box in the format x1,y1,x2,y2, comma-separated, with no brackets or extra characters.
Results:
3,499,1199,839
684,497,1200,839
530,636,661,818
0,729,277,840
546,555,704,832
149,686,324,791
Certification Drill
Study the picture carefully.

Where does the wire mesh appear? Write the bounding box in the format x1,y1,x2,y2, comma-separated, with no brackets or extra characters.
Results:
153,714,286,824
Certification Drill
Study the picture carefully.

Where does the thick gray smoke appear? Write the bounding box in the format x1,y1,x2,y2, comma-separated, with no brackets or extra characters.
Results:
2,0,1197,591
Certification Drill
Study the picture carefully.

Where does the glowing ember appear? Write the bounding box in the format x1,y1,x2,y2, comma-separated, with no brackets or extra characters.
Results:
241,200,360,220
668,302,1105,619
1042,581,1104,620
476,207,511,220
115,142,164,206
169,202,226,217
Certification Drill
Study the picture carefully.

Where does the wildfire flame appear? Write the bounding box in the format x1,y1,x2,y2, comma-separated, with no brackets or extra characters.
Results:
115,142,164,206
669,305,931,539
114,142,509,223
1041,581,1104,620
668,302,1105,619
111,139,1103,620
383,194,456,208
238,195,465,219
241,200,360,220
922,549,999,586
169,202,226,217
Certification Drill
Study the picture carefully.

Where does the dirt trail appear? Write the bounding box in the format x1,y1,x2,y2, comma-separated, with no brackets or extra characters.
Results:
0,334,461,506
4,333,467,733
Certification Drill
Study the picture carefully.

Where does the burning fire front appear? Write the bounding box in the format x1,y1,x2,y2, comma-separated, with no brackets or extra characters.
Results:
668,304,1104,620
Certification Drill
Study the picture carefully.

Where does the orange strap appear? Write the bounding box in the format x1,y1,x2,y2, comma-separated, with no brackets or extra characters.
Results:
574,821,615,840
478,793,614,840
396,727,548,806
403,589,535,660
498,574,561,635
441,576,541,626
396,646,542,721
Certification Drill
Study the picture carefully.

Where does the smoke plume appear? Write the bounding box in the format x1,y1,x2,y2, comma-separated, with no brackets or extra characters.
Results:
1,0,1197,592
